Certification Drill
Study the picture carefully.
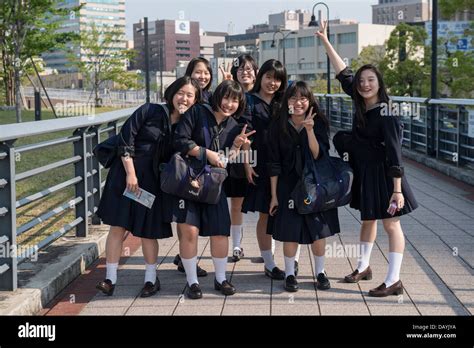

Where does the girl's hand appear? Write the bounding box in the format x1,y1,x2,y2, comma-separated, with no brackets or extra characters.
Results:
314,20,329,42
269,196,279,216
207,150,225,168
302,106,316,131
233,125,256,148
245,164,259,185
219,62,233,81
388,192,405,212
126,174,139,194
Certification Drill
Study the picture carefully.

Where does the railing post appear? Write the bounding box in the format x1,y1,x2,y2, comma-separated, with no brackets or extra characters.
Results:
0,141,17,291
73,128,89,237
90,125,102,225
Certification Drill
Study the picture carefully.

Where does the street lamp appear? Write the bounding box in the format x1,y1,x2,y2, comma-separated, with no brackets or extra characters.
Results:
271,30,297,66
136,17,150,103
308,2,330,115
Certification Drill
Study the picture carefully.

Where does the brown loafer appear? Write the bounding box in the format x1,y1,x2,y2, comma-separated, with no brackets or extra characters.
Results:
344,266,372,283
96,279,115,296
139,277,161,298
368,280,403,297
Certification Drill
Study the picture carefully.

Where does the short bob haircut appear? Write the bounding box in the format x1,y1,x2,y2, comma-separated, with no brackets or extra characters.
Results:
210,80,246,118
231,54,258,83
164,76,202,114
251,59,287,95
185,57,213,91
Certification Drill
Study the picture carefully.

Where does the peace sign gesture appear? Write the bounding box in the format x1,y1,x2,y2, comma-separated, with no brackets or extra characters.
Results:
314,20,329,42
219,62,233,81
302,106,316,131
233,124,256,148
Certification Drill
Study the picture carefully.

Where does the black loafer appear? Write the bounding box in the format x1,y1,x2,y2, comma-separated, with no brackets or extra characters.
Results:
173,254,181,266
214,279,236,296
96,279,115,296
231,248,244,262
264,266,285,280
284,275,299,292
139,277,161,298
316,272,331,290
186,283,203,300
294,260,299,277
177,260,208,277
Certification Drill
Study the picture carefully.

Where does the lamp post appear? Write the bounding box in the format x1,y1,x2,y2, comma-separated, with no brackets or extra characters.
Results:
430,0,438,155
137,17,150,103
271,30,297,66
308,2,330,115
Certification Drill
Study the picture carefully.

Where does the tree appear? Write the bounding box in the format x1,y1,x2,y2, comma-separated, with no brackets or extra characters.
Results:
439,0,474,19
379,23,429,96
351,45,386,71
67,24,138,107
0,0,80,122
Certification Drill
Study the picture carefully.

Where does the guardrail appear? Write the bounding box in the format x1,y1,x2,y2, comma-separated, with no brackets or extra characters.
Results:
315,94,474,169
0,108,135,290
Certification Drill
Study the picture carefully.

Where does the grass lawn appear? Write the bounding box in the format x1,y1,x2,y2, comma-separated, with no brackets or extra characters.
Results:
0,107,125,249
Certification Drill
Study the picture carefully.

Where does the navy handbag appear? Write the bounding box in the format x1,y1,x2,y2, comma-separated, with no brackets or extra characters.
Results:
160,112,228,205
290,142,353,214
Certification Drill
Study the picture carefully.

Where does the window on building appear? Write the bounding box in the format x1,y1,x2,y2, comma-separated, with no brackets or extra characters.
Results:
298,36,314,48
262,40,275,50
283,38,295,49
338,32,356,44
317,34,335,46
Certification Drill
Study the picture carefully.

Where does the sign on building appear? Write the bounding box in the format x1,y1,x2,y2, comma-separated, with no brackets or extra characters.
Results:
175,20,190,34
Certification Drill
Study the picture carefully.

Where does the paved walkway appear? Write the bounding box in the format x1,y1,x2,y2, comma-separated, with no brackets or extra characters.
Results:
40,157,474,316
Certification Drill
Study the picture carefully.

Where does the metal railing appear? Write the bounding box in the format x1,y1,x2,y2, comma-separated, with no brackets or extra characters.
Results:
0,108,135,290
315,94,474,169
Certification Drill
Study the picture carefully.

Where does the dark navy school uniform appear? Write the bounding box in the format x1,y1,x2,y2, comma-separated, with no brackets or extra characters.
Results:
163,103,243,236
96,103,173,239
202,90,212,104
335,67,418,220
266,118,340,244
241,92,275,214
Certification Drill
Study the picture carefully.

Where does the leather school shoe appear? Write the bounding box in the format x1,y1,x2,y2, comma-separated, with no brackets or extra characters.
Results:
284,275,299,292
231,247,244,262
368,280,403,297
316,272,331,290
185,283,203,299
139,277,161,298
214,279,236,296
96,279,115,296
264,266,285,280
174,254,208,277
344,266,373,283
294,260,299,277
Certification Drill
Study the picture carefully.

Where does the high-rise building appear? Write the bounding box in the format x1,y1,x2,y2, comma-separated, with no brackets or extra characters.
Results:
43,0,127,73
132,19,200,72
269,10,312,30
372,0,431,25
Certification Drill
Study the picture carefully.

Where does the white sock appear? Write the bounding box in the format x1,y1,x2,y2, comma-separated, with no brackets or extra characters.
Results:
295,245,301,262
356,242,374,273
144,263,157,284
181,256,198,286
384,252,403,287
261,249,276,271
106,262,118,284
231,225,242,250
271,238,276,255
314,255,325,275
284,255,296,277
212,257,228,283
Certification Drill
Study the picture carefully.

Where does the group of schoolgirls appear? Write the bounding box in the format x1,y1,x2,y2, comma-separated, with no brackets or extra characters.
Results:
95,22,418,300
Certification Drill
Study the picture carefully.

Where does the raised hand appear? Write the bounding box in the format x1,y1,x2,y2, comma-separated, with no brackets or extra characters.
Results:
314,20,328,42
302,106,316,131
233,124,256,148
219,62,233,81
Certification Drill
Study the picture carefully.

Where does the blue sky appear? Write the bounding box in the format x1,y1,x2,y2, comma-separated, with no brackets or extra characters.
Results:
125,0,378,39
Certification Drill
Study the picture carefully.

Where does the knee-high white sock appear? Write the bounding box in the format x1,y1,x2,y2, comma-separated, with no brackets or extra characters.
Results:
384,252,403,287
295,245,301,262
181,256,198,286
231,225,242,250
261,249,276,271
314,255,325,275
106,262,118,284
356,242,374,273
284,255,296,277
271,238,276,255
212,257,227,283
144,263,157,284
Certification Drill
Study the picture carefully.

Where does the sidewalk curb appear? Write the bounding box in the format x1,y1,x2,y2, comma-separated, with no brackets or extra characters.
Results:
0,227,108,316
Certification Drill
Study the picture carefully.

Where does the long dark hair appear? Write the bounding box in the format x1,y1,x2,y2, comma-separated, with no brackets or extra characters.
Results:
276,81,328,139
185,57,213,91
353,64,390,128
164,76,202,113
210,80,246,118
231,54,258,84
251,59,287,117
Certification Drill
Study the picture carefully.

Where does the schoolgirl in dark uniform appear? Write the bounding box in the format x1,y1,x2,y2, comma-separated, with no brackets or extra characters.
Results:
222,54,258,261
317,21,418,297
240,59,288,280
267,81,340,292
171,57,215,275
166,80,254,299
95,76,201,298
